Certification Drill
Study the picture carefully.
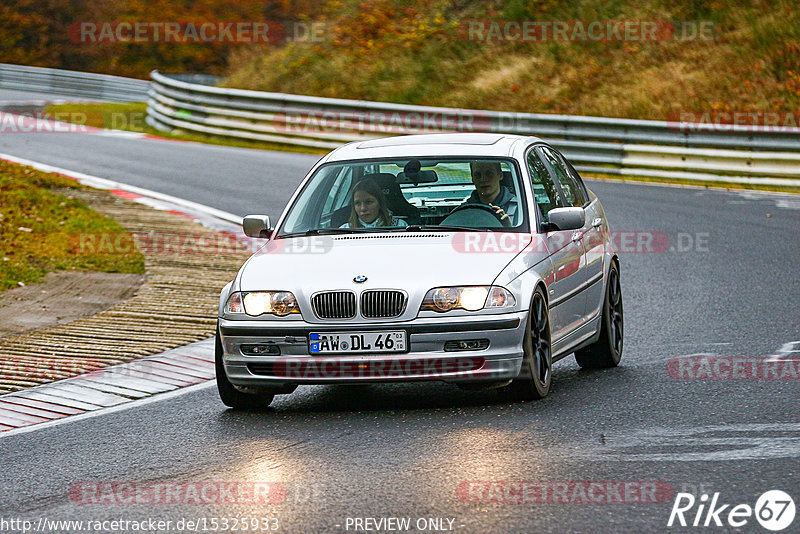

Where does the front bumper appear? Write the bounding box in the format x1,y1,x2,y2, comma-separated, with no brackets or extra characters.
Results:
219,312,527,386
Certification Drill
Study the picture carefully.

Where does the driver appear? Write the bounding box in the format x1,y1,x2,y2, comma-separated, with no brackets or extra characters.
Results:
457,160,518,222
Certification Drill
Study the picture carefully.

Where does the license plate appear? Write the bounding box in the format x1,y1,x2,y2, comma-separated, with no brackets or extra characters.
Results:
309,331,407,354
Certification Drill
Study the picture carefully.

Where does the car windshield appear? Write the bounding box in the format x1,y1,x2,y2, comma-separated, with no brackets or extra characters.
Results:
278,157,528,236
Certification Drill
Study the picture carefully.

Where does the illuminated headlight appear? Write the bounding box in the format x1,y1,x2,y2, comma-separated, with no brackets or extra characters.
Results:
420,286,515,313
225,291,300,317
459,287,489,311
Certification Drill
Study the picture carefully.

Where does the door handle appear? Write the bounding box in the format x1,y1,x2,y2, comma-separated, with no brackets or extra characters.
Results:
591,217,603,229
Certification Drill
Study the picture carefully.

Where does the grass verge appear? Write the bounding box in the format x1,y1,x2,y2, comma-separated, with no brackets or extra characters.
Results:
0,160,145,291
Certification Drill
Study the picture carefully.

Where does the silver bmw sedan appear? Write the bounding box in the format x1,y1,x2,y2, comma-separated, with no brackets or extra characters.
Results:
216,133,623,409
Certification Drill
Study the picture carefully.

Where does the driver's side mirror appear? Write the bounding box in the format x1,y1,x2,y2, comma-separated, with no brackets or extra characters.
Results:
541,207,585,232
243,215,273,238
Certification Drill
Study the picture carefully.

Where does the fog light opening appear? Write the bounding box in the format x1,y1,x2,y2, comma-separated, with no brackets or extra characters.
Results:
240,344,281,356
444,339,489,352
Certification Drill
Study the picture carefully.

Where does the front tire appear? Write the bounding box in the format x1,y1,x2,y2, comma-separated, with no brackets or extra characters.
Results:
499,287,552,401
575,262,623,369
215,323,274,410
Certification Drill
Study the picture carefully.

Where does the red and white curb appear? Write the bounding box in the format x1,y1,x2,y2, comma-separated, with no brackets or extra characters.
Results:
0,154,252,433
0,152,243,227
0,338,215,431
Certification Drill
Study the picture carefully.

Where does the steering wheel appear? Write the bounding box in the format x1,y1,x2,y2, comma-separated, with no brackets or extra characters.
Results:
442,204,512,228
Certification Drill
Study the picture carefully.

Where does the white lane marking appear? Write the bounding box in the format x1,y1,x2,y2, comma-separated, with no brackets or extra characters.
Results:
766,341,800,362
735,190,800,209
93,129,149,139
587,423,800,462
0,381,216,438
0,152,243,225
673,342,800,369
679,342,800,362
776,198,800,209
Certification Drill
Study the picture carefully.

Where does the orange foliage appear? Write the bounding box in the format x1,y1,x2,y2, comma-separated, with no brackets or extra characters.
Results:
1,0,325,77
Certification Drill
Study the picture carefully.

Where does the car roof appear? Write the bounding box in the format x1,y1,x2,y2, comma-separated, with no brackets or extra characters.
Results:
323,133,545,162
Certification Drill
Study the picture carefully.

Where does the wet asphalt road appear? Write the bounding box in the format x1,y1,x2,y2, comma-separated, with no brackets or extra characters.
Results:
0,93,798,533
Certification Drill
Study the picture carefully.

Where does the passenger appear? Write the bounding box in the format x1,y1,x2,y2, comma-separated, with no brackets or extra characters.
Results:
340,179,409,228
459,160,518,223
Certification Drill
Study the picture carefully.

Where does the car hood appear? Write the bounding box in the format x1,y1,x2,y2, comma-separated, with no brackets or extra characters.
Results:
238,233,532,293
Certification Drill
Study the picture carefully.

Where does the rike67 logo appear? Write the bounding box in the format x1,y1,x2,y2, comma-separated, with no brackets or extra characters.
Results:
668,490,795,531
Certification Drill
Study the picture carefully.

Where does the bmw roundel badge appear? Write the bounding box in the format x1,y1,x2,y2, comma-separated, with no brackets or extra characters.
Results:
353,275,367,283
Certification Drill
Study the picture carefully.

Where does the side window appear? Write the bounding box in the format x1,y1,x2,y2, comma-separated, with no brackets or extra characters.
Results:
526,150,562,220
540,147,588,207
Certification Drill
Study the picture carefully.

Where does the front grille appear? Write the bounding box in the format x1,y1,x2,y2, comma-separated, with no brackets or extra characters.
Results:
361,290,406,318
311,291,356,319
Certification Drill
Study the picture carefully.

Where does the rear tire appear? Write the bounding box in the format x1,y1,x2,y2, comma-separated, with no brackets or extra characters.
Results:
215,323,274,410
499,287,551,402
575,262,623,369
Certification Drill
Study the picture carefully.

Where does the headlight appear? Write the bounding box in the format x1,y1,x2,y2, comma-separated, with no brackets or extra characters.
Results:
225,292,244,314
420,286,515,313
225,291,300,317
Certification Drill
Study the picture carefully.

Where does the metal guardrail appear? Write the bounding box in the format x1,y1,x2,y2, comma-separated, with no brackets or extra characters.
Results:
0,63,148,102
147,70,800,186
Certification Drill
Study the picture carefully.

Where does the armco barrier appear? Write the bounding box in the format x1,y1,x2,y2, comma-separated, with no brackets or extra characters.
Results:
147,71,800,187
0,63,148,102
3,63,795,187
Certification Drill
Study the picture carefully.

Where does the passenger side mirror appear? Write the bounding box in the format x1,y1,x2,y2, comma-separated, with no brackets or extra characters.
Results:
243,215,273,238
542,207,585,232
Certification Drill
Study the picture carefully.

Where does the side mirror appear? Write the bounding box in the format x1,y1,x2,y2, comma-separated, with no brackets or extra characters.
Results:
543,207,585,232
243,215,273,238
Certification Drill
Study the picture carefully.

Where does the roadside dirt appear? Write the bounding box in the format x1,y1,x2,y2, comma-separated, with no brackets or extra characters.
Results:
0,271,145,337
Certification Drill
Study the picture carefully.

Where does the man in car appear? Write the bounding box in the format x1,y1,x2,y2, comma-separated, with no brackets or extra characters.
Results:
459,160,518,222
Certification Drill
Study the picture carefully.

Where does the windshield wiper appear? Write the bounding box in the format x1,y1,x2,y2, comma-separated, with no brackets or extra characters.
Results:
404,224,489,232
279,228,372,238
